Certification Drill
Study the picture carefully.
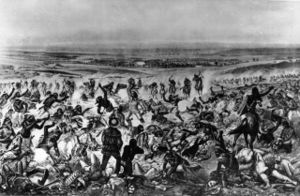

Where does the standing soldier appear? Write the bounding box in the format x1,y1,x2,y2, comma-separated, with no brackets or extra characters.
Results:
101,117,123,175
121,139,144,176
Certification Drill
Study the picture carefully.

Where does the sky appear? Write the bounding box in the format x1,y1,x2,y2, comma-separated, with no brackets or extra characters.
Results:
0,0,300,49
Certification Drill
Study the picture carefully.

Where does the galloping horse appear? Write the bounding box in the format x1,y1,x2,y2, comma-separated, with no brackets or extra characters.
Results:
193,72,203,95
182,78,192,98
168,76,176,95
149,82,158,99
159,83,166,99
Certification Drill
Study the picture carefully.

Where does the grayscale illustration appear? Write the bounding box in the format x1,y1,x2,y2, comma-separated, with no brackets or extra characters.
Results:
0,0,300,195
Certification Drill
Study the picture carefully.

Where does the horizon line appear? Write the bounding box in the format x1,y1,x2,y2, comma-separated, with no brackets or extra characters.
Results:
3,41,300,50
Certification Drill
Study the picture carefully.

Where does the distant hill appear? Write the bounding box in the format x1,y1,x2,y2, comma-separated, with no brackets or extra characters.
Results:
224,61,300,74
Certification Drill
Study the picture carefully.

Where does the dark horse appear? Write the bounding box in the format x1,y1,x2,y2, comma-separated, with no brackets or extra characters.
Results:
228,111,259,150
182,78,191,97
193,72,203,95
169,76,176,95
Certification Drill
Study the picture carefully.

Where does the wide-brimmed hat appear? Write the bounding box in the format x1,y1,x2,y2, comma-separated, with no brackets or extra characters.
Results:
109,117,119,127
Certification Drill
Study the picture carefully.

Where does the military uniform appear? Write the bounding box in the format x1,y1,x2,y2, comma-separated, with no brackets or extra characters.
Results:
101,126,123,174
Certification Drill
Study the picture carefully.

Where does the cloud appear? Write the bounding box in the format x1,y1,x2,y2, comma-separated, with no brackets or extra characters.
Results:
0,0,299,47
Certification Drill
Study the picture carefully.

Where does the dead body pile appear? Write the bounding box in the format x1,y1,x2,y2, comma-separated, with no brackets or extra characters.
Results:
0,73,299,195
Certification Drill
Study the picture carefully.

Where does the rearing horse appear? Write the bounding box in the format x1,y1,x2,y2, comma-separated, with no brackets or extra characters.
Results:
193,72,203,95
182,78,192,98
228,111,260,150
169,76,176,95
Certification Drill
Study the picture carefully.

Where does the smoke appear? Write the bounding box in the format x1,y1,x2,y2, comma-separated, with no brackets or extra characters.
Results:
201,70,217,95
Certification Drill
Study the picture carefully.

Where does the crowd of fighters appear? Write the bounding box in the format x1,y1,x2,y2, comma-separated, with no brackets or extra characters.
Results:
0,72,300,195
